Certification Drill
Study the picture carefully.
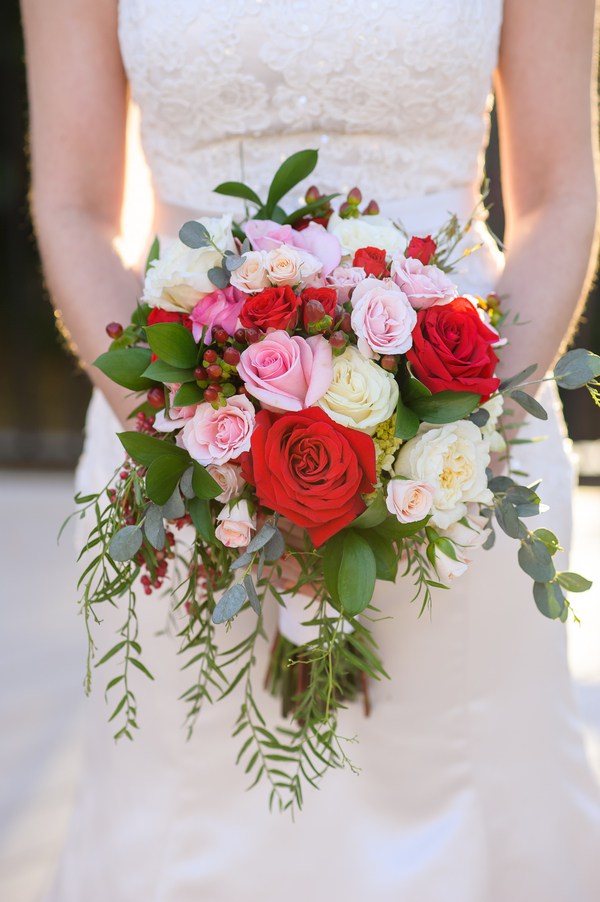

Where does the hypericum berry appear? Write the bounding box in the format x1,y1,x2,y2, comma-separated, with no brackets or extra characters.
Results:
380,355,397,372
339,312,352,333
213,327,229,345
244,327,261,344
237,385,248,396
147,386,165,409
234,328,246,343
120,470,129,480
194,366,208,381
203,386,219,403
305,184,321,204
329,331,347,349
105,322,123,339
223,346,240,366
207,364,223,382
304,298,326,324
221,382,236,398
203,348,218,364
347,186,362,206
363,199,380,216
339,201,352,218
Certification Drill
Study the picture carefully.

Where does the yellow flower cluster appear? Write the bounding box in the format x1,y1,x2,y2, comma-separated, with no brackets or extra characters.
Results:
373,415,403,476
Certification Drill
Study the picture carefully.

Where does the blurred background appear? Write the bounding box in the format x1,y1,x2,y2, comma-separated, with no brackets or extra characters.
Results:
1,1,600,899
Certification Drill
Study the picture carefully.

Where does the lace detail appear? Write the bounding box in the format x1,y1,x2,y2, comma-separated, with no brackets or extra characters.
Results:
118,0,503,214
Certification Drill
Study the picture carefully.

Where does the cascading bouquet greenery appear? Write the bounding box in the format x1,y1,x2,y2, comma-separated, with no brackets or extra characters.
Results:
69,150,600,812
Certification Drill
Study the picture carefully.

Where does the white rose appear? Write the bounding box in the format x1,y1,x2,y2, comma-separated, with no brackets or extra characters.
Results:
142,215,236,313
317,346,399,434
229,250,270,293
394,420,492,529
327,213,406,257
265,245,322,287
206,463,245,503
480,394,506,453
215,500,256,549
386,478,435,523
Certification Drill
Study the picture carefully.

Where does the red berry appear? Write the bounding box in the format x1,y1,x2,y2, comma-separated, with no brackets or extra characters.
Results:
194,366,208,381
244,327,261,344
120,470,129,480
380,355,397,372
105,322,123,339
234,328,246,343
304,298,325,324
223,346,240,366
329,331,346,349
339,312,352,333
203,348,218,364
147,386,165,409
207,364,222,381
213,327,229,344
203,386,219,403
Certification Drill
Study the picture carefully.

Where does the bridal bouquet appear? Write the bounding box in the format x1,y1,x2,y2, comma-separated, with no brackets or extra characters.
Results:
73,150,600,811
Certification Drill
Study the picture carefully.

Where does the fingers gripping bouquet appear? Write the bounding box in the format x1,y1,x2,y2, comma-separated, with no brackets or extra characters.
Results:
75,150,600,812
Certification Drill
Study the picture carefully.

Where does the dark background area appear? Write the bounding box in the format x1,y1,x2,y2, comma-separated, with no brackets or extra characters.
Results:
2,0,599,469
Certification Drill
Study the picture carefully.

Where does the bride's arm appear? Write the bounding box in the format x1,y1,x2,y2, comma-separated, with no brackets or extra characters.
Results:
493,0,598,385
21,0,140,425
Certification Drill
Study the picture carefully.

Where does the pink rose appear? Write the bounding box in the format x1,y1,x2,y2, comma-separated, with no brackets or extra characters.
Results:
391,255,457,310
190,285,245,344
237,330,333,412
386,478,434,523
245,219,341,276
215,500,256,548
153,383,197,432
206,462,245,503
181,394,256,466
326,265,367,303
350,277,417,358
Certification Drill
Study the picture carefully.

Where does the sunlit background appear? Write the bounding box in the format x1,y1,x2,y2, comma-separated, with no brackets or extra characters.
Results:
1,1,600,898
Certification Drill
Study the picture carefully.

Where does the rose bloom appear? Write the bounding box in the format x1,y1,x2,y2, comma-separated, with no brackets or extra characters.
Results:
407,296,500,401
180,395,256,466
353,246,389,278
432,546,469,582
142,215,235,313
241,408,377,547
245,219,341,275
394,420,492,529
237,330,333,412
434,512,491,582
326,265,366,303
206,462,245,503
215,500,256,548
406,235,437,265
327,212,406,257
147,308,193,330
300,286,338,330
317,346,398,435
239,285,300,332
386,478,435,523
390,255,457,310
153,383,197,432
229,250,270,293
265,245,322,287
351,276,417,358
190,285,245,344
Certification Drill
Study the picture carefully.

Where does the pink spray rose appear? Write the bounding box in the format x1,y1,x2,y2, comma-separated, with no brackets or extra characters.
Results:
350,277,417,358
386,478,434,523
181,394,256,466
206,462,245,503
190,285,245,344
391,255,457,310
237,330,333,412
245,219,341,276
215,500,256,548
326,265,367,303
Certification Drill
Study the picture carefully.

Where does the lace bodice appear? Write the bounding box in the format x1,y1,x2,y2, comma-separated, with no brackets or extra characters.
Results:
118,0,503,215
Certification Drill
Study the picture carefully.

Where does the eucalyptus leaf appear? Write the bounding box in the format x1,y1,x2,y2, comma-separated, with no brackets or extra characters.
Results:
94,348,154,392
179,220,211,249
488,475,515,494
263,528,285,563
224,254,246,272
143,504,166,550
109,525,143,562
482,528,496,550
208,266,230,289
243,575,261,616
518,538,555,582
469,408,490,427
556,571,593,593
533,527,560,555
230,551,254,572
498,364,538,392
509,390,548,421
533,580,566,619
494,499,527,539
212,583,248,624
554,349,600,389
161,488,186,520
180,467,195,499
246,523,277,553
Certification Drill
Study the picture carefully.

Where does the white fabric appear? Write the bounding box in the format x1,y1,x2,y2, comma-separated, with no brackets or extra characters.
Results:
48,1,600,899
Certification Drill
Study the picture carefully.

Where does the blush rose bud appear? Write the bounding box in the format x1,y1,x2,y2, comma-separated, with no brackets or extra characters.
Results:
105,322,123,339
362,200,380,216
147,387,165,410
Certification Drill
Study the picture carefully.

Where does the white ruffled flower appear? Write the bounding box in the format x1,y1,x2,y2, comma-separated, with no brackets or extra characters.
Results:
394,420,492,529
327,213,406,257
142,215,235,313
229,250,270,293
317,346,399,435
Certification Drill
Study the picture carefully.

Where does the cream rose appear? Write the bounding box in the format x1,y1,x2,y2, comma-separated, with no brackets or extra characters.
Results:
229,250,270,293
265,245,322,287
386,478,435,523
432,546,469,582
394,420,492,529
317,345,399,434
215,500,256,548
479,394,506,453
206,463,245,503
142,216,236,313
327,212,406,257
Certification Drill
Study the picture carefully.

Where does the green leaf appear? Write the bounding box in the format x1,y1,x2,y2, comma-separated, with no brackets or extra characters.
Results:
142,360,196,383
146,455,189,505
375,515,429,542
554,349,600,389
359,531,398,582
322,533,345,605
208,266,230,289
212,583,247,624
533,580,566,619
556,571,593,593
337,530,377,617
518,538,556,582
173,382,204,406
410,390,481,424
494,499,527,539
498,364,538,392
94,347,154,391
179,220,211,249
351,492,388,529
509,390,548,421
402,375,432,405
117,431,189,467
108,525,143,561
533,528,561,555
188,497,216,544
283,193,339,225
180,467,195,499
129,658,155,680
145,323,198,368
144,236,160,274
265,149,319,215
191,462,222,499
131,303,152,328
213,181,263,207
96,640,127,667
143,503,165,550
395,392,420,440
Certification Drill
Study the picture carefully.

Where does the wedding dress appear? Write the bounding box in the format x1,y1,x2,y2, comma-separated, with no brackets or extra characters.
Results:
48,1,600,899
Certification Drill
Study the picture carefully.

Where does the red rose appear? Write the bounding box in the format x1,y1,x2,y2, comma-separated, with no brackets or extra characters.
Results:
406,235,437,265
406,297,500,401
239,286,300,332
241,408,376,547
353,246,388,278
300,287,338,330
147,308,193,331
